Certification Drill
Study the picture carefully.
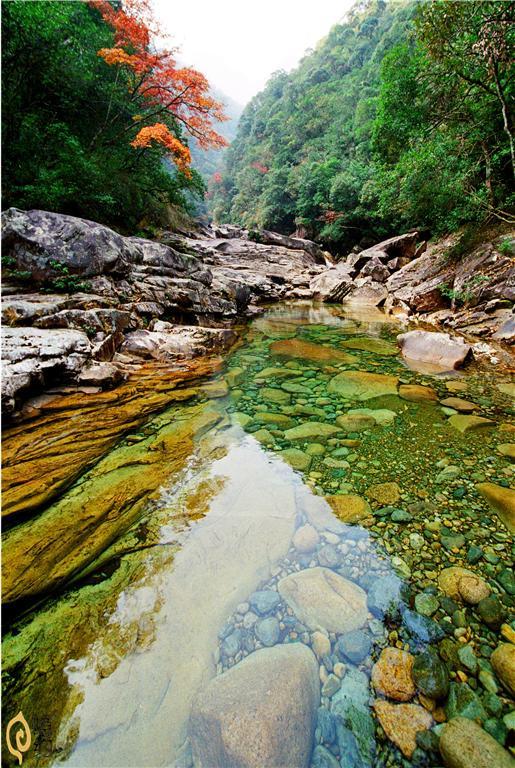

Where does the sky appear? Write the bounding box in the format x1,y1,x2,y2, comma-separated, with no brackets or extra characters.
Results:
152,0,355,106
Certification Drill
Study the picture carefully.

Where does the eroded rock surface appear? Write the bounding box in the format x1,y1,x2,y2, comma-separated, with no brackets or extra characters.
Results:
1,208,327,413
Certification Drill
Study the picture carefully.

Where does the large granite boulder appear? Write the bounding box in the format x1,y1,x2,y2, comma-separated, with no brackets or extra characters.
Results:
1,208,246,321
397,330,472,372
310,262,354,301
2,207,139,280
189,644,320,768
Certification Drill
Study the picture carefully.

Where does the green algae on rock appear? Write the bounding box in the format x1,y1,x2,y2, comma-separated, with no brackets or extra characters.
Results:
2,402,222,604
447,414,496,433
340,337,398,356
328,370,399,400
270,338,356,364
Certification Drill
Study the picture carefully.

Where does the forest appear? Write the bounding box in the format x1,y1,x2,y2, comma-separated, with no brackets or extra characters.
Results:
210,0,514,252
1,0,228,233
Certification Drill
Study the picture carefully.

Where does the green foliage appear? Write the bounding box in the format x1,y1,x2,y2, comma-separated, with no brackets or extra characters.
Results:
1,1,204,231
439,275,490,305
212,0,514,251
43,261,91,294
499,237,515,256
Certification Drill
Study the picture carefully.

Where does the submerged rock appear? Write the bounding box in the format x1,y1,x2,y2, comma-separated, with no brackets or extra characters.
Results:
325,494,373,524
373,700,432,759
366,482,401,505
438,567,490,603
328,371,399,400
284,422,341,442
292,523,320,553
336,629,371,664
439,396,479,413
491,643,515,696
448,414,496,433
412,649,449,700
2,403,221,604
439,717,514,768
367,574,405,619
399,383,438,403
371,647,415,701
278,567,368,633
270,338,355,364
331,667,375,764
341,337,398,355
189,644,320,768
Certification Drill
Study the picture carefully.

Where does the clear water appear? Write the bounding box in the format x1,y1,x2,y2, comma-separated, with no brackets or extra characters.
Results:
2,302,514,768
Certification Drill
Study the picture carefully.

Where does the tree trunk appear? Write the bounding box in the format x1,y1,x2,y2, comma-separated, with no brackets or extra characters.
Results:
481,142,494,206
491,62,515,176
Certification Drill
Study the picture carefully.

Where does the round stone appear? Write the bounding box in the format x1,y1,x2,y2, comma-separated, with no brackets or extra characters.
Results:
311,631,331,659
412,649,449,700
293,523,320,554
249,590,281,616
336,630,371,664
255,617,280,647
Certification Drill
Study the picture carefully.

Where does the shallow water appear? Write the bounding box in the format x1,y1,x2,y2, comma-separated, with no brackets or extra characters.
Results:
2,302,514,768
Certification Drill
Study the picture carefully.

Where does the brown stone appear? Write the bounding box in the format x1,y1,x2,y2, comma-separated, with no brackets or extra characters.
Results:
366,482,401,505
371,647,415,701
270,338,355,364
439,717,514,768
476,482,515,533
190,644,320,768
373,701,432,758
325,494,373,524
399,384,437,403
439,397,479,413
491,643,515,696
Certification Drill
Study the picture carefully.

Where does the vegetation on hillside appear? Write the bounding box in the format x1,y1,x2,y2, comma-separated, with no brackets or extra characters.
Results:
211,0,514,252
2,0,226,232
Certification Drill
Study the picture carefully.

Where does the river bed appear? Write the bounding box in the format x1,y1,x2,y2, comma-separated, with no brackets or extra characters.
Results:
2,302,514,768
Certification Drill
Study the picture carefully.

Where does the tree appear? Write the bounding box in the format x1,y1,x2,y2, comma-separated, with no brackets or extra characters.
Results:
1,1,224,230
417,1,515,176
91,0,227,173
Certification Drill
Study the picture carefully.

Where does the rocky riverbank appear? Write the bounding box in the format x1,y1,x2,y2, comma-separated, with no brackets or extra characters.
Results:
2,208,514,419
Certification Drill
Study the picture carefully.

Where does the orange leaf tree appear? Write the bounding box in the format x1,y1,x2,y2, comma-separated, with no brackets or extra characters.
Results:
90,0,227,175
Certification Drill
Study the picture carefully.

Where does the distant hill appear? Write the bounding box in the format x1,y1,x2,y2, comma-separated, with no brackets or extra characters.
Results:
190,89,242,182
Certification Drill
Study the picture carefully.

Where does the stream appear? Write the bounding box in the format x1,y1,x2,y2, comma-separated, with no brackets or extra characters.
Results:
2,302,514,768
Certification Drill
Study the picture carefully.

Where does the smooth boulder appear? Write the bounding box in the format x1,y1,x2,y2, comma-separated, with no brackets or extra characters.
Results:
439,716,513,768
189,644,320,768
278,567,368,633
397,330,472,373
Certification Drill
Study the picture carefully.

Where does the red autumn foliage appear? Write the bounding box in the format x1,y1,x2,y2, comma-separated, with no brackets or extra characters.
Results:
212,171,223,184
251,162,269,174
90,0,227,173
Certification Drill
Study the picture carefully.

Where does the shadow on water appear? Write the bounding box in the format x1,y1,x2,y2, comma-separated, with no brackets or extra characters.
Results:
2,302,514,767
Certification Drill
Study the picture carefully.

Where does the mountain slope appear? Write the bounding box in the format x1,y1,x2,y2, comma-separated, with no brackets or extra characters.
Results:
210,0,514,253
210,0,415,247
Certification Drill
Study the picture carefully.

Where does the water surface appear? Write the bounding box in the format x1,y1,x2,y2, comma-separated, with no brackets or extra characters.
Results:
2,302,514,767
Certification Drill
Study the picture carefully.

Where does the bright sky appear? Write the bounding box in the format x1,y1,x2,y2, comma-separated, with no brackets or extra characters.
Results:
152,0,355,106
